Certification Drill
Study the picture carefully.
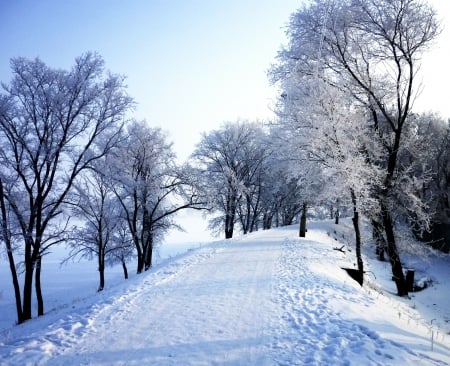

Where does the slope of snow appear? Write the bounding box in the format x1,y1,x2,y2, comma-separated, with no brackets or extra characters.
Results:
0,221,449,365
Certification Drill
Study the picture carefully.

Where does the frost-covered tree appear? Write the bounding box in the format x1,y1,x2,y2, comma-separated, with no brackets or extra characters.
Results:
268,118,326,238
253,127,306,231
272,0,440,295
235,126,270,234
112,121,204,273
258,165,303,230
0,53,132,322
405,114,450,250
192,121,268,238
309,83,384,281
108,221,135,279
65,158,131,292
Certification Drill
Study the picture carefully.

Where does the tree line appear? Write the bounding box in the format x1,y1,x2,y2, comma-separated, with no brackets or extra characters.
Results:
268,0,447,296
193,0,449,298
1,0,449,326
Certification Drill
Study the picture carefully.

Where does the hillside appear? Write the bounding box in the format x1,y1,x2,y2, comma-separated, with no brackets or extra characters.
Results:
0,220,449,365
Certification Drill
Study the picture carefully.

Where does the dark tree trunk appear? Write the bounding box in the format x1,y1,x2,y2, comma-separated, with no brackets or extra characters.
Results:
144,243,153,271
98,251,105,292
299,202,307,237
22,270,33,321
142,226,154,271
22,240,35,322
382,205,408,296
6,248,23,324
334,199,340,225
225,225,234,239
372,219,386,261
350,190,364,284
225,199,236,239
243,195,251,234
263,212,273,230
122,260,129,279
35,255,44,316
225,208,235,238
249,188,261,233
249,207,259,233
0,181,24,323
98,268,105,292
134,230,144,273
224,187,238,239
136,256,144,274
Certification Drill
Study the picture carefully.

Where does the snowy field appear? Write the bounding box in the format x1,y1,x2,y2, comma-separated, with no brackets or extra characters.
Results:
0,220,450,365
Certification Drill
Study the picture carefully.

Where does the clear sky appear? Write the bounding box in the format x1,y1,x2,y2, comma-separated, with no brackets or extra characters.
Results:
0,0,302,160
0,0,449,161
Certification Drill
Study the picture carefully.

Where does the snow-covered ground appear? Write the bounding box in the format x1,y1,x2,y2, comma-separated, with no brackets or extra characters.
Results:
0,220,449,365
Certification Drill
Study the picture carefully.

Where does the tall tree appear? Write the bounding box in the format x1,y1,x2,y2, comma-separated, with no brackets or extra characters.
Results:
0,53,132,322
272,0,439,295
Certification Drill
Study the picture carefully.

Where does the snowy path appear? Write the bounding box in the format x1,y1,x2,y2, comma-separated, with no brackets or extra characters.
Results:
1,223,449,365
62,235,279,365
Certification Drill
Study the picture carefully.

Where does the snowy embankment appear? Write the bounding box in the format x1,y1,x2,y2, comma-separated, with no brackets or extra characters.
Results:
0,221,450,365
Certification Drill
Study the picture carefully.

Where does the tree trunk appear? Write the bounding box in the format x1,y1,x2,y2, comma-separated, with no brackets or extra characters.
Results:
122,260,129,279
224,188,237,239
143,230,154,271
98,267,105,292
225,206,235,239
299,202,307,237
144,244,153,271
6,247,23,324
225,226,234,239
371,219,386,261
263,212,272,230
334,199,340,225
22,240,35,321
0,181,24,323
135,232,144,273
243,195,251,234
98,251,105,292
35,255,44,316
136,256,144,274
350,190,364,284
382,206,408,296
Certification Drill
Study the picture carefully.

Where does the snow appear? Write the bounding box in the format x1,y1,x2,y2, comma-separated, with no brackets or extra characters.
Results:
1,220,450,365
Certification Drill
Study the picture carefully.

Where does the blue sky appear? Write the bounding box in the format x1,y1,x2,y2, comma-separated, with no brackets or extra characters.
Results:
0,0,449,161
0,0,301,159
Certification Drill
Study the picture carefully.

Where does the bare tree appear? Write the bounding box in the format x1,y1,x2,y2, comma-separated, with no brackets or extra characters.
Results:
0,53,132,323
